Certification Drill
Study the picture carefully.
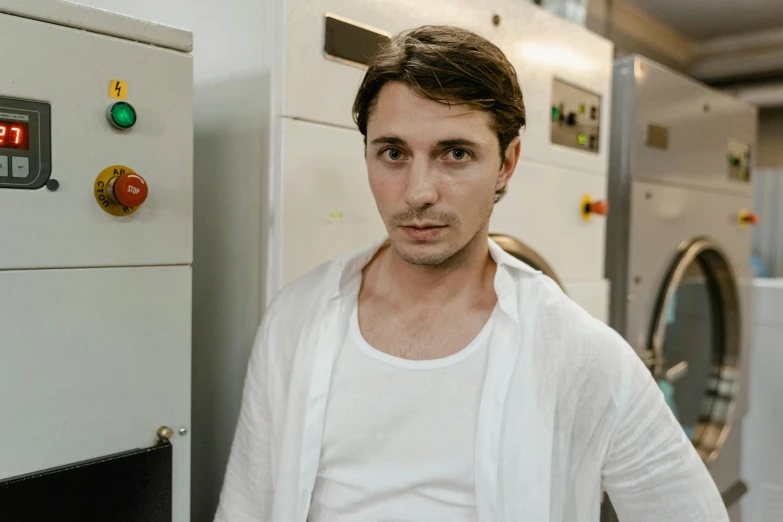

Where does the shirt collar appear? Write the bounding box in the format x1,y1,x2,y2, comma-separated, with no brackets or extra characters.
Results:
329,237,541,327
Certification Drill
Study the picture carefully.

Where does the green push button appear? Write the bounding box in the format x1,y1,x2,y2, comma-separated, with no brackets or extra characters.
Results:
551,106,561,121
108,102,137,130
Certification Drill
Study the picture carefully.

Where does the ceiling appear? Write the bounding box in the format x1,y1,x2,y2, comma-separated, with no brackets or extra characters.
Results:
623,0,783,40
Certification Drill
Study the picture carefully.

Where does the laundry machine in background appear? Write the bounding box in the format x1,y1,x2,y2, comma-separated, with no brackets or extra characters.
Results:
0,1,193,520
605,55,758,521
266,0,614,321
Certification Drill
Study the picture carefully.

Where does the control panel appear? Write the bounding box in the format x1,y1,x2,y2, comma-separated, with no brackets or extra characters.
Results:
0,97,51,189
0,5,192,272
727,139,751,183
551,78,601,154
0,3,193,521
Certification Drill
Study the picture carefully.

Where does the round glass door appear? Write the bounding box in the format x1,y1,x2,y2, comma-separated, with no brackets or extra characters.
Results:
489,234,565,291
648,237,741,463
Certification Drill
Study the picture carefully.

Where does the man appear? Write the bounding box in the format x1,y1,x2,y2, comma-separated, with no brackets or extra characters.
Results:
215,26,728,522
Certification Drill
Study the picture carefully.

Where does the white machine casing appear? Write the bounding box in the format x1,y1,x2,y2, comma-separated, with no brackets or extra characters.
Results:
606,56,757,520
0,1,193,520
265,0,614,321
742,279,783,522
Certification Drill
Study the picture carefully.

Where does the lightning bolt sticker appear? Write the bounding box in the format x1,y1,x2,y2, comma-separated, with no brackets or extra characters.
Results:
109,79,128,100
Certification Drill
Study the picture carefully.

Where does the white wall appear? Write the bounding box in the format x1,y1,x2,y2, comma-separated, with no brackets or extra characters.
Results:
67,2,269,520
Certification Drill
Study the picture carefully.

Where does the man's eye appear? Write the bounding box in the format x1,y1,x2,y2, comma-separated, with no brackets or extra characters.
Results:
384,149,403,161
449,149,469,160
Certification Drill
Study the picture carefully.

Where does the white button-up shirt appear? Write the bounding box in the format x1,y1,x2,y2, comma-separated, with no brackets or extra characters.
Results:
214,238,728,522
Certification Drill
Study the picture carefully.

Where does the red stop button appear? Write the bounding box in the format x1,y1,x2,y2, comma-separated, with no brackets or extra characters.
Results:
589,200,610,216
113,172,148,208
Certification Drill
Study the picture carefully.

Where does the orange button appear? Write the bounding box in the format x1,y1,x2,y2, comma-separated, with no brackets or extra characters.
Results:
589,200,610,216
113,172,148,208
743,212,759,225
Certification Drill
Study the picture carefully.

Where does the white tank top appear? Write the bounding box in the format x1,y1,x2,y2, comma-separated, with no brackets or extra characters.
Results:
309,291,497,522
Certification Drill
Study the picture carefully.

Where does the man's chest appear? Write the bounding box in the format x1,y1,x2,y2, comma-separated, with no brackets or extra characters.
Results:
320,360,482,470
358,305,496,360
310,338,488,520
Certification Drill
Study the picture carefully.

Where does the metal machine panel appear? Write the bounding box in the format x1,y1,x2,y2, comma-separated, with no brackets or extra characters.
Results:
606,58,757,520
0,5,192,521
551,78,602,153
614,56,757,196
0,266,191,521
618,183,755,507
282,0,613,175
490,160,608,283
623,182,754,355
710,419,744,502
0,0,193,52
281,118,384,286
0,11,193,270
564,279,610,323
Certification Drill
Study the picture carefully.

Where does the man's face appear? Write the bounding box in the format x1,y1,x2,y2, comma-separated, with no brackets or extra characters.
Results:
365,82,519,267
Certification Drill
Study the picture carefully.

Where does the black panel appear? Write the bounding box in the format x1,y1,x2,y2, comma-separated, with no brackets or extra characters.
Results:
0,443,172,522
722,480,748,508
324,15,390,68
0,96,52,190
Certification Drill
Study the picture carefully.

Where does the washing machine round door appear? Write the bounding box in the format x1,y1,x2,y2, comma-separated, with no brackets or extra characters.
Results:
489,234,565,291
647,237,741,464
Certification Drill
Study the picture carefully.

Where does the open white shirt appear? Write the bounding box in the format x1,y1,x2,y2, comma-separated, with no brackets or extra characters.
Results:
308,282,497,521
214,238,729,522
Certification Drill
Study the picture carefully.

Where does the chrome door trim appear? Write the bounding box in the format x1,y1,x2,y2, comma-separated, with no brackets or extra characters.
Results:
648,236,741,464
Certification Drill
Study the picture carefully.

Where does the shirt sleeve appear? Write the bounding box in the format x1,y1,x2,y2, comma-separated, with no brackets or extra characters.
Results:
602,345,729,521
213,312,276,522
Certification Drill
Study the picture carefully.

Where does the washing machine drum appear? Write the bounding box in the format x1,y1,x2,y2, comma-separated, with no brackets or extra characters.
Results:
489,234,565,291
647,237,741,464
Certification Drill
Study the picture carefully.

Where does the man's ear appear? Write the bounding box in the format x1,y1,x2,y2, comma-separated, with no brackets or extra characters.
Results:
497,135,521,194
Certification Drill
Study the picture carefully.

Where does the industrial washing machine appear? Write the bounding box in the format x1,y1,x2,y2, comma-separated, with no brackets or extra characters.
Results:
262,0,614,321
605,56,758,520
0,1,193,520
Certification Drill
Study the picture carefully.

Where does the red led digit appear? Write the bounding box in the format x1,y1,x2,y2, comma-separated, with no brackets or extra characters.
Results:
0,122,29,149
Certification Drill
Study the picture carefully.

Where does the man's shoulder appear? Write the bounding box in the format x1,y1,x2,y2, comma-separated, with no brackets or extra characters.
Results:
521,272,635,383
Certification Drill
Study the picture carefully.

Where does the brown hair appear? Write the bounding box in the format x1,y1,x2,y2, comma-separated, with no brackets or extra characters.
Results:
352,25,526,202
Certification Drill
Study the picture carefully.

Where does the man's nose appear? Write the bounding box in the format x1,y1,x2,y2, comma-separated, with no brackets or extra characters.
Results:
403,158,438,209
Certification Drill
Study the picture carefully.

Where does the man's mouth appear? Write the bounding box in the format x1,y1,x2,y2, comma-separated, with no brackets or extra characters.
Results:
399,223,448,240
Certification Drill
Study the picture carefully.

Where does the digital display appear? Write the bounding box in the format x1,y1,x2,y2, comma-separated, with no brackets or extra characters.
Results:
0,120,29,150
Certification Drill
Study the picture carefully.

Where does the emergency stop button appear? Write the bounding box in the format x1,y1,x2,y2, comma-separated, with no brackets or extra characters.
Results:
94,165,148,216
581,194,610,221
108,172,148,207
739,209,759,228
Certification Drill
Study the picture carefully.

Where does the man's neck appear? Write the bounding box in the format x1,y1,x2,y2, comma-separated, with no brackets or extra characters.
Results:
362,232,497,311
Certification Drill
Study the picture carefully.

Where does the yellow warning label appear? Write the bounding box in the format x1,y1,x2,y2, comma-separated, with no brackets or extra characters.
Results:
109,79,128,100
